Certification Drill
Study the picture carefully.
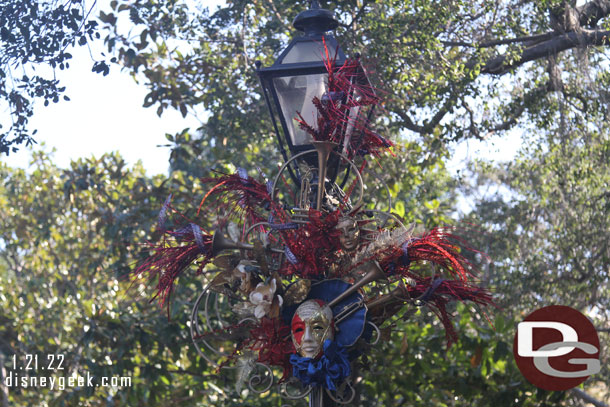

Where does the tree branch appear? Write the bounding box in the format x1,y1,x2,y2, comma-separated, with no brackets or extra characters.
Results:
264,0,285,28
481,29,610,75
347,0,373,28
577,0,610,28
570,388,609,407
441,32,555,48
382,1,610,136
468,84,547,139
394,92,459,134
442,0,610,49
396,81,550,137
394,110,425,133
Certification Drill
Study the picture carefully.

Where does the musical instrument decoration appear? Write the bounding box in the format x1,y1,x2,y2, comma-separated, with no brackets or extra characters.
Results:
132,45,494,404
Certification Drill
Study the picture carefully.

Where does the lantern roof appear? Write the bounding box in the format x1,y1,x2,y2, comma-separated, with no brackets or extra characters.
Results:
293,1,338,34
257,2,345,75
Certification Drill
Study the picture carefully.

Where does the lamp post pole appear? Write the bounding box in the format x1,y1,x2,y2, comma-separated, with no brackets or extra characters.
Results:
256,4,369,404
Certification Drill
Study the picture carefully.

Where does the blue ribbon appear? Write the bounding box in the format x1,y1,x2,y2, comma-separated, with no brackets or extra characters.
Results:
157,194,172,231
172,223,208,253
419,278,444,302
191,223,207,253
268,222,298,230
290,340,351,391
237,167,249,184
285,246,298,265
400,237,419,266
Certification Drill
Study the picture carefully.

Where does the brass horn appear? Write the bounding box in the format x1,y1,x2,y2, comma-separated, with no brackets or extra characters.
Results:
366,281,410,310
210,230,253,256
312,140,338,211
328,260,387,308
210,230,284,256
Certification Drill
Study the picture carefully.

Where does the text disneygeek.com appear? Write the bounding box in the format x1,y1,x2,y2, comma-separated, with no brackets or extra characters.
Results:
4,371,132,391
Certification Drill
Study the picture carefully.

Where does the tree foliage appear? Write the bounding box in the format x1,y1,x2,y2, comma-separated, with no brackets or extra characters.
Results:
0,0,609,406
0,0,102,155
3,0,610,155
0,154,203,406
459,93,610,404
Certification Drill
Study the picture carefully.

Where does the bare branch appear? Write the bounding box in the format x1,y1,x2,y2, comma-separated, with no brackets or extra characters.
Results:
394,90,460,135
562,89,589,112
262,0,288,31
348,0,374,28
570,388,610,407
394,110,425,133
442,0,610,49
475,84,548,138
577,0,610,28
441,32,555,48
462,100,481,139
481,29,610,75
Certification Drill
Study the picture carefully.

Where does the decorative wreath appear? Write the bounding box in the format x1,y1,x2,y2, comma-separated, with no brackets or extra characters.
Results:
132,44,494,403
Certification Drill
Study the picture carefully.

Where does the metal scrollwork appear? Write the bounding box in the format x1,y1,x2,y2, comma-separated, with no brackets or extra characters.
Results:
190,285,243,368
366,321,381,346
325,379,356,405
271,149,365,214
247,362,275,394
279,378,313,400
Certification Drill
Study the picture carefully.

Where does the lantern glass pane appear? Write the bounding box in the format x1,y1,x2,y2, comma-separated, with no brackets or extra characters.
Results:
273,74,327,146
281,41,326,64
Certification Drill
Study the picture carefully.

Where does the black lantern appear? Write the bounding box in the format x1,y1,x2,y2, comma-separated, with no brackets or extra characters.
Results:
255,0,347,166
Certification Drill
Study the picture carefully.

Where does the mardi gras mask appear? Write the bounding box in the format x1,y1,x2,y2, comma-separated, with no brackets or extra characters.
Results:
336,217,360,252
291,299,334,359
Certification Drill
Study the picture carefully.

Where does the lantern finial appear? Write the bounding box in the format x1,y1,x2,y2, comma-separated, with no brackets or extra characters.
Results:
294,1,338,34
309,0,320,9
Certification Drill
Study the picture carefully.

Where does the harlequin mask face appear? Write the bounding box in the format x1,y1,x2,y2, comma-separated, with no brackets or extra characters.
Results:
291,299,334,359
337,217,360,252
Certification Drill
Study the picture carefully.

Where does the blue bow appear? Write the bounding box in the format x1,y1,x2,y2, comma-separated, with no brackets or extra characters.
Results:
290,340,351,391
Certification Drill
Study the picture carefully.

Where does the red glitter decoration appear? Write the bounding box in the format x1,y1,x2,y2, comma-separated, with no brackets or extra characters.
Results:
295,39,392,159
244,318,295,382
133,225,213,315
356,227,479,282
402,228,475,281
280,208,342,278
406,275,495,346
198,170,288,228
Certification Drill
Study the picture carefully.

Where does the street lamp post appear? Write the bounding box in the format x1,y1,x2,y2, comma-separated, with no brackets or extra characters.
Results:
133,2,495,407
